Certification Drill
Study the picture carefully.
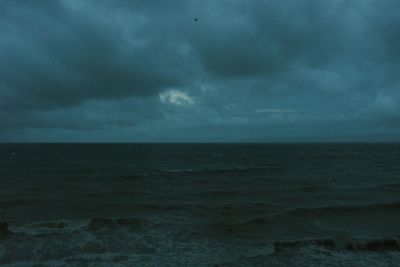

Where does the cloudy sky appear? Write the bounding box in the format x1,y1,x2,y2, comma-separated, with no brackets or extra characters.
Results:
1,0,399,142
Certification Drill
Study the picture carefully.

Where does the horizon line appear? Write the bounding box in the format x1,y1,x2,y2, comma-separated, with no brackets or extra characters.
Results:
1,141,399,145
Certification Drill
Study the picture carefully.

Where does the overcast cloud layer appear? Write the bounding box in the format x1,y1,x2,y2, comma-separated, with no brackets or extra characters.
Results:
1,0,399,142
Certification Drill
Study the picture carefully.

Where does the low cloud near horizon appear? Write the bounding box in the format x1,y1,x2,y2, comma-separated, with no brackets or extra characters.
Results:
1,0,399,142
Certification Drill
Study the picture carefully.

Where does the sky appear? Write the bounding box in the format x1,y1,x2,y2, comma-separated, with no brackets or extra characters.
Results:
1,0,399,142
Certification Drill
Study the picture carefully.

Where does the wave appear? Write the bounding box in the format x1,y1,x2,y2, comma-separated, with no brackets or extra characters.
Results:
379,183,400,192
84,190,147,199
0,199,50,208
4,217,144,237
199,190,243,198
280,202,400,217
0,200,35,207
159,166,272,175
60,166,277,181
160,168,195,173
2,216,400,266
295,185,329,192
207,217,269,237
274,237,400,253
205,202,400,238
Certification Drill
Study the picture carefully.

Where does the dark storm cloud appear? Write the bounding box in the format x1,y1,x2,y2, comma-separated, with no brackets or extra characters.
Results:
0,0,182,111
1,0,400,141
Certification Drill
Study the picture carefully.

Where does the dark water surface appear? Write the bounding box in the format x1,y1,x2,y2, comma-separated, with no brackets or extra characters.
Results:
1,144,400,266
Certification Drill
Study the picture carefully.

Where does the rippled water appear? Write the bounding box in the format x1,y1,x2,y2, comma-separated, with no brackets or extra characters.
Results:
1,143,400,266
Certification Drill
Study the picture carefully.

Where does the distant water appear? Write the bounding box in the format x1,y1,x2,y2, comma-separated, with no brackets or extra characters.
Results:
1,143,400,266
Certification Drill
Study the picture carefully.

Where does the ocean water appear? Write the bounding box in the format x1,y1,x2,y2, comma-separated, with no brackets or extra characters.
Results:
0,143,400,266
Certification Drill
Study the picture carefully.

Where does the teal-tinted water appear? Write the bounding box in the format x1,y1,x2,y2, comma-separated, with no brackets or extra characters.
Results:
1,144,400,266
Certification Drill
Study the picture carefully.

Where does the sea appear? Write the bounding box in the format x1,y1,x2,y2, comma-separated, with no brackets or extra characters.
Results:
0,143,400,266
